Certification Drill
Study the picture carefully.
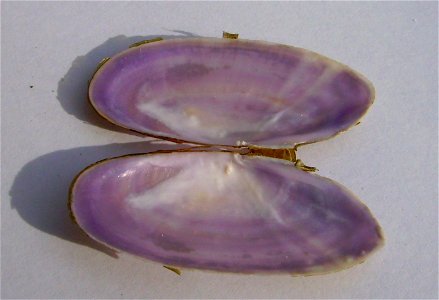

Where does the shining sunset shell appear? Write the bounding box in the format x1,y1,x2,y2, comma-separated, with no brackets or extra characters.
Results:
70,151,383,274
88,38,374,147
70,36,382,275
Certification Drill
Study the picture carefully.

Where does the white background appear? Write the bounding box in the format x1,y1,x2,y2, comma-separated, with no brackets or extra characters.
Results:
1,1,438,299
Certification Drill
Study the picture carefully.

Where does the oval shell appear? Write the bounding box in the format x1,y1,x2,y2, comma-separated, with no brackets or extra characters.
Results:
70,151,383,274
89,38,374,146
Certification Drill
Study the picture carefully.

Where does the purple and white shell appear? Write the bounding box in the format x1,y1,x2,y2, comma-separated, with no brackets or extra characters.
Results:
70,36,383,274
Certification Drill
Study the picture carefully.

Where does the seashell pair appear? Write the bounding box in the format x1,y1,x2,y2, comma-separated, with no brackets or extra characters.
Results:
69,33,383,275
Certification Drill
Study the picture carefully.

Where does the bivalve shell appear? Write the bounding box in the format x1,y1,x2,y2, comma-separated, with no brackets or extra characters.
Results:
89,38,374,146
70,35,383,275
70,151,383,274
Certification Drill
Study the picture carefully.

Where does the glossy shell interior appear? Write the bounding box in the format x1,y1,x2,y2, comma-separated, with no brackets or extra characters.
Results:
89,38,374,147
70,151,383,274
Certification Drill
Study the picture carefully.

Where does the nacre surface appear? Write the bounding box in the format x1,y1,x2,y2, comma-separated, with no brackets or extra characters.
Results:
70,151,382,274
89,38,374,146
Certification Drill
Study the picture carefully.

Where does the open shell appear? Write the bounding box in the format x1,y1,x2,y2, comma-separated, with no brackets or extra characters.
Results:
70,35,383,275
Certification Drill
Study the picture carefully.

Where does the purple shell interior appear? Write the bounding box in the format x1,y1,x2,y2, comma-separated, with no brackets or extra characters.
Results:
71,152,382,273
89,38,374,146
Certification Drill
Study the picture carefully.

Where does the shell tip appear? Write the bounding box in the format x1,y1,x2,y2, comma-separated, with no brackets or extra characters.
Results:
163,265,182,275
129,37,164,48
295,159,318,172
223,31,239,39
